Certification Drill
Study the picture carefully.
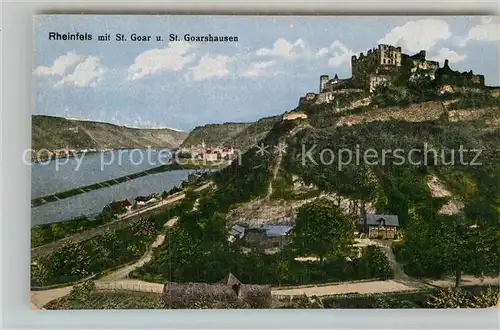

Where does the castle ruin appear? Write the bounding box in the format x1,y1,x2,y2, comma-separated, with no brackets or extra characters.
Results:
300,43,485,107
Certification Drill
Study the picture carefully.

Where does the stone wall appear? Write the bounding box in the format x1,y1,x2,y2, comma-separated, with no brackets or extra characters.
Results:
335,101,447,127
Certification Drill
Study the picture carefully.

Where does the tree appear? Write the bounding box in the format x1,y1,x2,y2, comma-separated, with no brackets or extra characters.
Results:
201,212,228,245
292,198,355,262
399,214,449,278
403,213,499,286
273,254,290,287
197,196,219,219
439,215,499,288
31,259,49,286
359,245,392,279
48,240,91,279
69,280,96,302
133,217,157,238
31,227,46,247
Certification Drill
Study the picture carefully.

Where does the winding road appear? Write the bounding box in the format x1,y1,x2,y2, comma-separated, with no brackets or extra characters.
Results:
31,217,178,309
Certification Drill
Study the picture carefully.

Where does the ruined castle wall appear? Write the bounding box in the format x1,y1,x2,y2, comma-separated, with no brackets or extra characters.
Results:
409,59,439,81
351,50,380,89
315,91,335,104
379,44,402,66
319,75,329,93
298,92,318,105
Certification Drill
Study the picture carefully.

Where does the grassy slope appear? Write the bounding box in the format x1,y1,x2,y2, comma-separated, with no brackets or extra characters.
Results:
180,116,281,153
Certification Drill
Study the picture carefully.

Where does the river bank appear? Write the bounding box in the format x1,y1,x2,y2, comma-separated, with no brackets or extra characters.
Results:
31,159,224,207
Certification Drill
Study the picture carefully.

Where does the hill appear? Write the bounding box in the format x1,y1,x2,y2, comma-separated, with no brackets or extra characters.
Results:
211,94,500,223
32,115,188,151
180,116,281,152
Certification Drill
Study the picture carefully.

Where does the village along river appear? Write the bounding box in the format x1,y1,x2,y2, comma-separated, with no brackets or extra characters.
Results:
31,149,195,226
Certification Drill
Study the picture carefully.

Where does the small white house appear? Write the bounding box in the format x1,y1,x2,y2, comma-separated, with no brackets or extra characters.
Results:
134,194,158,207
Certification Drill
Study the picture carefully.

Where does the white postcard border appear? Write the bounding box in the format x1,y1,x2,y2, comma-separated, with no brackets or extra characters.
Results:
2,1,500,329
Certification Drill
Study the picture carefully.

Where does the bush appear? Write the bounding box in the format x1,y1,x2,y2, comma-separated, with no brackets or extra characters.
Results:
426,287,499,308
455,91,500,110
358,245,392,280
69,280,96,302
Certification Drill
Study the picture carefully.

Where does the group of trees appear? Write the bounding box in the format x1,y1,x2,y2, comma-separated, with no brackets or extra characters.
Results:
292,199,355,262
132,197,392,286
397,203,500,286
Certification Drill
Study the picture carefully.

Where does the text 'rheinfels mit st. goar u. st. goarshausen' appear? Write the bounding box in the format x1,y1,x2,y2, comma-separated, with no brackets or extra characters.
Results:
48,32,239,43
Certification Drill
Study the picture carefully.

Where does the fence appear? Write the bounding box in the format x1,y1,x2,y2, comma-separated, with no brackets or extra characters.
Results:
95,281,163,294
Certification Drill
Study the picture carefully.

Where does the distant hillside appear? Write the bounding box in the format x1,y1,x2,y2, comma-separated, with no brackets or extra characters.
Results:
180,116,281,152
32,115,188,151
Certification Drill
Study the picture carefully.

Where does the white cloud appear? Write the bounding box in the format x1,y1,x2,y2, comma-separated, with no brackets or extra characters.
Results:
241,60,279,77
54,56,105,88
255,38,307,59
459,22,500,47
316,40,357,68
33,51,82,76
127,42,196,80
315,47,329,58
186,55,232,81
379,19,451,53
429,48,467,65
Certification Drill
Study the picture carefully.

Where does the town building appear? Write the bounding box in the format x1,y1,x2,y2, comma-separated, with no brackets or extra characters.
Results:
203,149,218,162
230,224,246,240
358,213,400,239
230,223,294,249
102,199,132,214
220,146,235,158
134,194,159,207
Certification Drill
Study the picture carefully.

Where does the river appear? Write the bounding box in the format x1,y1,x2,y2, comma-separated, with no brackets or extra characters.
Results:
31,149,195,226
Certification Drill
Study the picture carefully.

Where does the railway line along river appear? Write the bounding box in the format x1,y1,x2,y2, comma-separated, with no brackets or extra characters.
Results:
31,149,205,226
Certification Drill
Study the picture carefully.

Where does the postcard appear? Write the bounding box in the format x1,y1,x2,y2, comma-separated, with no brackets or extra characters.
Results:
31,15,500,310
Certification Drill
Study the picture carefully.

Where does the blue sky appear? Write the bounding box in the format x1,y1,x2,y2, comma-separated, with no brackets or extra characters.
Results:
34,15,500,131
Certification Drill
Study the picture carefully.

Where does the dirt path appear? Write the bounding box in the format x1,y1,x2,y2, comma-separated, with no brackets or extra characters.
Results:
272,280,415,297
266,142,284,199
31,285,74,309
266,123,310,200
31,216,179,308
99,233,166,281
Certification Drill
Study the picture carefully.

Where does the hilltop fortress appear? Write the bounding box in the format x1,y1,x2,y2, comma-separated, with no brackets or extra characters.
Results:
299,43,485,106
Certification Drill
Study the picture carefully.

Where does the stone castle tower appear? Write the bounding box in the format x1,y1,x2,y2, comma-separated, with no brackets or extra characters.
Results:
319,75,329,93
